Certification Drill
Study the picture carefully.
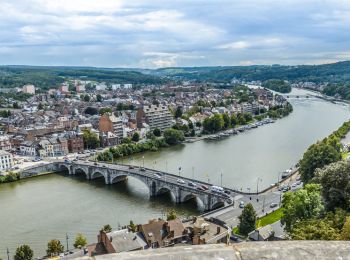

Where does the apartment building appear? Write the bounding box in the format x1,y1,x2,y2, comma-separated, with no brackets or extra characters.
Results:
99,113,124,140
136,105,173,131
0,151,14,171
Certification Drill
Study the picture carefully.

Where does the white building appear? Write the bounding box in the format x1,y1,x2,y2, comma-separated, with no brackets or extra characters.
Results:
0,151,14,171
22,84,35,94
96,84,107,91
123,84,132,89
137,104,173,131
112,84,121,90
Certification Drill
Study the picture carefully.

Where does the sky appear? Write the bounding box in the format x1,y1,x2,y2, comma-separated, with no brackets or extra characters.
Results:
1,0,350,68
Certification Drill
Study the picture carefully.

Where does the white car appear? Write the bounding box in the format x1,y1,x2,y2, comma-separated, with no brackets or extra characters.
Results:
154,173,162,179
177,178,185,184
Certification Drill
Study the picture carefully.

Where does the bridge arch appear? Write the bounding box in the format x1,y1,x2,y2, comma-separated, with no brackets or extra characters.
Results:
156,186,176,200
58,164,71,174
73,167,89,179
211,200,225,210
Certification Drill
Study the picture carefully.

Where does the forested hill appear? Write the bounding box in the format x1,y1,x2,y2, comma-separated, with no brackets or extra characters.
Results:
154,61,350,83
0,66,165,90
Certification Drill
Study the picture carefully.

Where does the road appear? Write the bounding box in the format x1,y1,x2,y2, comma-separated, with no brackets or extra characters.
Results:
203,173,302,228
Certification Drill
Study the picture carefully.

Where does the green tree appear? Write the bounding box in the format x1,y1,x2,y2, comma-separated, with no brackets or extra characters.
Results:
166,209,177,221
282,184,324,232
82,130,100,149
340,216,350,240
13,102,20,109
38,103,44,110
99,107,112,115
73,233,87,248
153,128,161,137
163,129,185,145
174,106,183,118
96,94,102,102
132,132,140,142
314,160,350,211
146,131,156,140
230,114,238,127
222,113,230,129
46,239,64,256
14,245,34,260
299,141,341,183
290,219,339,240
101,224,112,233
83,94,90,102
238,203,257,235
129,220,137,232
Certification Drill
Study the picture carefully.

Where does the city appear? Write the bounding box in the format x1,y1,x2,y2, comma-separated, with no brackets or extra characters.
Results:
1,1,350,260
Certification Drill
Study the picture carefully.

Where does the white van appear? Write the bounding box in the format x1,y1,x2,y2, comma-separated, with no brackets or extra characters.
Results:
210,185,224,193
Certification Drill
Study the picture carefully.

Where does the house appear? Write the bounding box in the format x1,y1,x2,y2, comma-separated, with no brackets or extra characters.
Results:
138,219,188,248
97,229,147,254
99,113,124,141
100,132,119,147
20,140,40,156
0,136,12,151
248,224,275,241
67,133,84,153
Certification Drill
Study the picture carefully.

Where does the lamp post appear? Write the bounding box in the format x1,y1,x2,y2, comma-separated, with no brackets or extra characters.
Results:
256,177,262,194
66,233,69,252
178,166,182,176
142,156,145,168
220,172,223,187
192,167,195,179
6,248,9,260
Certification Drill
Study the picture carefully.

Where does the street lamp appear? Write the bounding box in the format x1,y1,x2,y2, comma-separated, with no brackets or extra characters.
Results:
66,233,69,252
192,166,195,179
256,177,262,194
142,156,145,168
6,248,9,260
220,172,223,187
178,166,182,176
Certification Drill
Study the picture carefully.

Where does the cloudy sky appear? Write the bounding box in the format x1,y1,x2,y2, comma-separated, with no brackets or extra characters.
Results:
1,0,350,68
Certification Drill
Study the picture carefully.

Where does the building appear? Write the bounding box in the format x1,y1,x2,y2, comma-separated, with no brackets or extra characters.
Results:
22,84,35,94
20,141,39,156
138,219,188,248
248,225,275,241
136,105,173,131
97,229,147,254
59,85,69,93
0,150,14,171
0,136,12,151
76,85,86,92
99,113,124,140
67,134,84,153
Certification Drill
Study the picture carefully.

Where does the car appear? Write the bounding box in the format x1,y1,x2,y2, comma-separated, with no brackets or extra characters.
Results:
177,178,185,184
239,201,245,208
201,185,209,190
140,168,146,171
188,182,196,187
197,186,204,191
94,162,98,166
224,190,231,195
154,173,162,179
270,203,278,208
129,166,134,169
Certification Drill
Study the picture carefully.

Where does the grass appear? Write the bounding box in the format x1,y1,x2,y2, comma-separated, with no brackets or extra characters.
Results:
256,208,283,228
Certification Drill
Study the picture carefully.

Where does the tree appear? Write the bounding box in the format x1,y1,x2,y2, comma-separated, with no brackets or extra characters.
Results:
82,130,100,149
340,216,350,240
101,224,112,233
314,160,350,211
238,203,257,235
230,114,238,127
73,233,87,248
99,107,112,115
290,219,339,240
222,113,230,129
38,103,44,110
129,220,137,232
83,94,90,102
146,131,156,140
132,132,140,142
96,94,102,102
166,209,177,221
174,106,183,118
153,128,161,137
13,102,20,109
163,129,185,145
46,239,64,256
14,245,34,260
282,184,324,232
84,106,98,115
299,141,341,183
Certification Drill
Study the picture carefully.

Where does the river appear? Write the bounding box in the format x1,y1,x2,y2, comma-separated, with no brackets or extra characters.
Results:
1,88,349,257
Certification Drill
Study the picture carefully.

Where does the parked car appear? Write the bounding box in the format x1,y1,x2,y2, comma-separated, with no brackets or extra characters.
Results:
201,185,209,190
188,182,196,187
239,201,245,208
140,168,146,172
224,190,231,195
270,203,278,208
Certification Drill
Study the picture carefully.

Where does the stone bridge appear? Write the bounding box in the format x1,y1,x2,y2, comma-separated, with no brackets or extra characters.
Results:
53,160,232,211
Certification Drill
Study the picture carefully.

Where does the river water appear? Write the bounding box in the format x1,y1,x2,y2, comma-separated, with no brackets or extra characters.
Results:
1,88,349,257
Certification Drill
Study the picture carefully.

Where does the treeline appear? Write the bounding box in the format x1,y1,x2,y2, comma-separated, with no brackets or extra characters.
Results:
156,60,350,84
0,172,20,184
281,120,350,240
322,83,350,100
97,129,184,161
0,66,165,91
262,79,291,93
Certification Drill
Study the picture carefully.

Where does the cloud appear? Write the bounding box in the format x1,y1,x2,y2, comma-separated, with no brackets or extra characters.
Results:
0,0,350,67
